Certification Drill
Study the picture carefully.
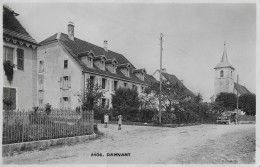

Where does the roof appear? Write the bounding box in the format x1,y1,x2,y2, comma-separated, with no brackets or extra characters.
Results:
161,72,195,97
214,44,235,69
234,83,251,95
133,69,146,74
3,6,38,45
40,32,152,85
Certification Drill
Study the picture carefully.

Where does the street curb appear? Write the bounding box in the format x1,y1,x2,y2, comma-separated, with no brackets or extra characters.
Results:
2,133,96,157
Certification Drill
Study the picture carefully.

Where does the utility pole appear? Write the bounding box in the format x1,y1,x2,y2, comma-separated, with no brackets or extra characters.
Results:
236,75,239,113
159,33,164,123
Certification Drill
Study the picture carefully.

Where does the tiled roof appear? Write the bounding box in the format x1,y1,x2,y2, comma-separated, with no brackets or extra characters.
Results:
145,74,158,84
234,83,251,95
40,33,152,85
214,45,235,69
161,72,195,97
3,6,38,45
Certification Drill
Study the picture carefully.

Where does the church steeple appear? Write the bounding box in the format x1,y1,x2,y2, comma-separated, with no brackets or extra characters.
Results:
214,41,235,70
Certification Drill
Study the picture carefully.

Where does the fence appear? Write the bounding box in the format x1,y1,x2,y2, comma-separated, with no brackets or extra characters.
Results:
238,115,255,122
2,109,94,145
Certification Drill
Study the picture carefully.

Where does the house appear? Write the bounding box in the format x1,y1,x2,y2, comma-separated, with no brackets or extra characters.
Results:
211,42,251,102
3,5,38,110
153,69,195,98
37,22,156,109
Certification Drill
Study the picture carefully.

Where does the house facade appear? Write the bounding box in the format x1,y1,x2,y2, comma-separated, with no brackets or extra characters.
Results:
3,6,38,110
38,22,156,109
211,42,251,102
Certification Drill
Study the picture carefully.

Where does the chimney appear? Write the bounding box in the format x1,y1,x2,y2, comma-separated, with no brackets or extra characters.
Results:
103,40,108,52
162,68,166,73
68,21,74,41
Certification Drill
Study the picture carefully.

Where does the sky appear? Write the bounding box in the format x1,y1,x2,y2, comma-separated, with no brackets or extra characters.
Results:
5,2,256,102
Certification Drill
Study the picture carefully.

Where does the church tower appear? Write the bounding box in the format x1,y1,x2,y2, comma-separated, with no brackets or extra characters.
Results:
214,42,235,100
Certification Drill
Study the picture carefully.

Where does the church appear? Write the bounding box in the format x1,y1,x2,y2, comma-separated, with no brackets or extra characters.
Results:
210,42,251,102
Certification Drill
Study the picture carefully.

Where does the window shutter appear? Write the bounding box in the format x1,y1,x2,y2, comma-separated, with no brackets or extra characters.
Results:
3,87,10,110
17,48,24,70
68,97,71,109
111,79,114,91
68,76,71,88
10,88,16,110
106,98,109,108
59,77,63,89
99,77,102,87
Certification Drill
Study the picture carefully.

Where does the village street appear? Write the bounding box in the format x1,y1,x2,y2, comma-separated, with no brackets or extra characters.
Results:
3,124,255,164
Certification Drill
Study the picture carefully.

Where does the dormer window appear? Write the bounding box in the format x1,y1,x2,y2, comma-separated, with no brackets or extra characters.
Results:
133,68,146,81
105,58,118,73
101,60,105,71
94,55,107,71
117,63,131,77
78,51,95,68
88,57,93,68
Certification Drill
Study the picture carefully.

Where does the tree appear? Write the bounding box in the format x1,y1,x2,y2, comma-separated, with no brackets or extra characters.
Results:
215,92,237,111
81,79,103,111
239,93,256,116
149,81,188,124
111,87,141,120
150,81,187,112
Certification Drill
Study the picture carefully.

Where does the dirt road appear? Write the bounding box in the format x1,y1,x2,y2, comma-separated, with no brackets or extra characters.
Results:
3,124,255,164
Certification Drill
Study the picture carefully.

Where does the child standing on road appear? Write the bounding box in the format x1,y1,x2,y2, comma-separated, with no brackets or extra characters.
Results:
118,115,123,130
104,113,109,128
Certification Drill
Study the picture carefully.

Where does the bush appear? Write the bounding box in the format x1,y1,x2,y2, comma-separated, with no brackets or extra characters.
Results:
239,93,256,116
112,87,140,120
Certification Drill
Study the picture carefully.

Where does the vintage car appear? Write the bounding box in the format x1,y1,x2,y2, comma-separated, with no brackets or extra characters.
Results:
216,111,237,124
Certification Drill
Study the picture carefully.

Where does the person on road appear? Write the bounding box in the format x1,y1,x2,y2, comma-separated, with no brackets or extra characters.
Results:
118,115,123,130
104,113,109,128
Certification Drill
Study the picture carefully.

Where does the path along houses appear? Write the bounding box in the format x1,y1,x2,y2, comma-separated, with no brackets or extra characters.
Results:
37,22,157,109
3,6,38,110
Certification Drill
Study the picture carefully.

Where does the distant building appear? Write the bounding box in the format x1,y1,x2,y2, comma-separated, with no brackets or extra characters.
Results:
38,22,156,109
211,42,251,102
153,69,195,98
3,6,38,110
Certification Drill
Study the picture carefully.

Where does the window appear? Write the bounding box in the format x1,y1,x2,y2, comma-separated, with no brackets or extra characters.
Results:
124,83,127,88
101,61,105,70
141,86,144,92
90,76,95,85
3,87,16,110
39,61,44,73
3,46,14,64
63,76,69,88
64,60,68,69
38,99,43,108
231,71,232,78
113,65,116,73
17,48,24,70
62,97,70,109
102,78,107,89
38,91,44,107
113,80,118,91
101,98,106,108
126,69,130,77
220,70,224,77
132,85,137,90
38,75,44,91
88,57,93,68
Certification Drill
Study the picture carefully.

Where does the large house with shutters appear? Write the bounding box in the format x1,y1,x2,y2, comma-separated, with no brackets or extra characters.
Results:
37,22,156,109
3,6,38,110
153,69,195,98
